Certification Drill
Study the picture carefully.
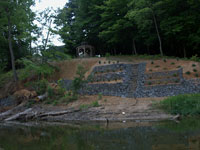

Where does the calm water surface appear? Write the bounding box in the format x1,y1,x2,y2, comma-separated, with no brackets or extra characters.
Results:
0,118,200,150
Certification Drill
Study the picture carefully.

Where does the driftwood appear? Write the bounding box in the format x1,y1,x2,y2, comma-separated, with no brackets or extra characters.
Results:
5,108,33,121
37,92,48,101
37,109,80,118
0,102,26,121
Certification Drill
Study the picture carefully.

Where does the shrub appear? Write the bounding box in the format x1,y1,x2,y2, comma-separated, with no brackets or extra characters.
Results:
98,93,103,100
105,53,111,58
108,60,111,64
71,64,87,94
186,71,191,75
149,69,153,72
79,104,89,110
24,79,48,95
158,94,200,116
193,69,197,72
177,66,181,68
47,86,55,98
173,73,177,77
192,64,196,67
18,58,55,81
99,61,101,64
155,65,160,68
148,82,152,85
151,61,154,64
191,55,200,62
195,73,199,77
91,101,100,107
163,59,167,63
171,62,175,65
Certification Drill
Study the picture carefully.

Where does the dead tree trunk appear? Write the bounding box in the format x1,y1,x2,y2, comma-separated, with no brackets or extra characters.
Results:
152,11,163,56
7,10,18,82
132,39,137,55
44,19,52,51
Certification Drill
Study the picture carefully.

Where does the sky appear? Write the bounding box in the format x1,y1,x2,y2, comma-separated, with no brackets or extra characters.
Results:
32,0,68,46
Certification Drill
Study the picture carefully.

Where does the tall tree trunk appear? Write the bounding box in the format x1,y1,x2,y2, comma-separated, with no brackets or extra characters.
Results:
44,19,52,51
132,39,137,55
183,47,187,58
8,11,18,82
152,11,163,56
147,45,150,55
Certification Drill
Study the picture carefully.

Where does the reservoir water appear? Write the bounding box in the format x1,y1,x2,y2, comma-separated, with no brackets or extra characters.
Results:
0,118,200,150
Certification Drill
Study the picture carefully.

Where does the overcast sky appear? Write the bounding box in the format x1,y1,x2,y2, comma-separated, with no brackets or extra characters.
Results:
32,0,68,46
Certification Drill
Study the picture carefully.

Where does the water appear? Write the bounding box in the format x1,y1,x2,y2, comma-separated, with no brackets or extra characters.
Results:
0,118,200,150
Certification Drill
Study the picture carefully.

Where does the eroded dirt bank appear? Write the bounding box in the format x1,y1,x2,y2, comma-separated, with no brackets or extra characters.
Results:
0,96,174,122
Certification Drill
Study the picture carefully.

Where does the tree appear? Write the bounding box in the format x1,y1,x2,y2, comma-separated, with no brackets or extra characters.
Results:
0,0,37,80
127,0,164,56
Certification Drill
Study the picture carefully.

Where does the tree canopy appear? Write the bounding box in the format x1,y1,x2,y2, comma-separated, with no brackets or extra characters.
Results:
55,0,200,57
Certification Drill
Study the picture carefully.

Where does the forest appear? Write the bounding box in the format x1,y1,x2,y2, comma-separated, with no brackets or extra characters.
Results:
0,0,200,78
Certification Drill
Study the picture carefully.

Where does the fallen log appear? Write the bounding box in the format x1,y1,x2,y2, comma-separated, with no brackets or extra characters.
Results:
37,109,80,118
0,102,26,121
5,108,33,121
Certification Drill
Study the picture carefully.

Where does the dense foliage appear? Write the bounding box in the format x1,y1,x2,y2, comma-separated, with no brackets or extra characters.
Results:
0,0,38,71
55,0,200,57
159,94,200,116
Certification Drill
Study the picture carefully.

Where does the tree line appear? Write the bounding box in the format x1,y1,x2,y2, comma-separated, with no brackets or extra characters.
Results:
0,0,200,81
55,0,200,57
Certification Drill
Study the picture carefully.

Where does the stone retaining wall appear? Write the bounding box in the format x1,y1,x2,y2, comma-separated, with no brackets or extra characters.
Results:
62,63,200,98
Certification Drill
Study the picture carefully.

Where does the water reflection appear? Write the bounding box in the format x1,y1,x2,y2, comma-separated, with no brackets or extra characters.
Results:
0,118,200,150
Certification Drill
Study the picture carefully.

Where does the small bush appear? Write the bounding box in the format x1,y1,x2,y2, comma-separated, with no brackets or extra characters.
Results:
151,61,154,64
47,86,55,98
79,104,89,110
191,55,200,62
177,66,181,68
173,73,177,77
104,61,106,64
186,71,191,75
192,64,196,67
91,101,100,107
117,60,119,64
195,73,199,77
99,61,101,64
108,60,111,64
98,93,103,100
149,69,153,72
171,62,175,65
193,69,197,72
148,81,152,85
155,65,160,68
105,53,111,58
163,59,167,63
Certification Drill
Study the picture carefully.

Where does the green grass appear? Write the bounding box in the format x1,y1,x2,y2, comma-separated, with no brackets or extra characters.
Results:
158,94,200,116
79,100,100,110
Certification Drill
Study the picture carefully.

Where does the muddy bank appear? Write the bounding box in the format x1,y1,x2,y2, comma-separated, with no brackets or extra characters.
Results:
0,96,174,122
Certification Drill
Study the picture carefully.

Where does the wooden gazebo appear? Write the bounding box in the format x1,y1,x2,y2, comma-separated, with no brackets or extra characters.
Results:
76,42,95,57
